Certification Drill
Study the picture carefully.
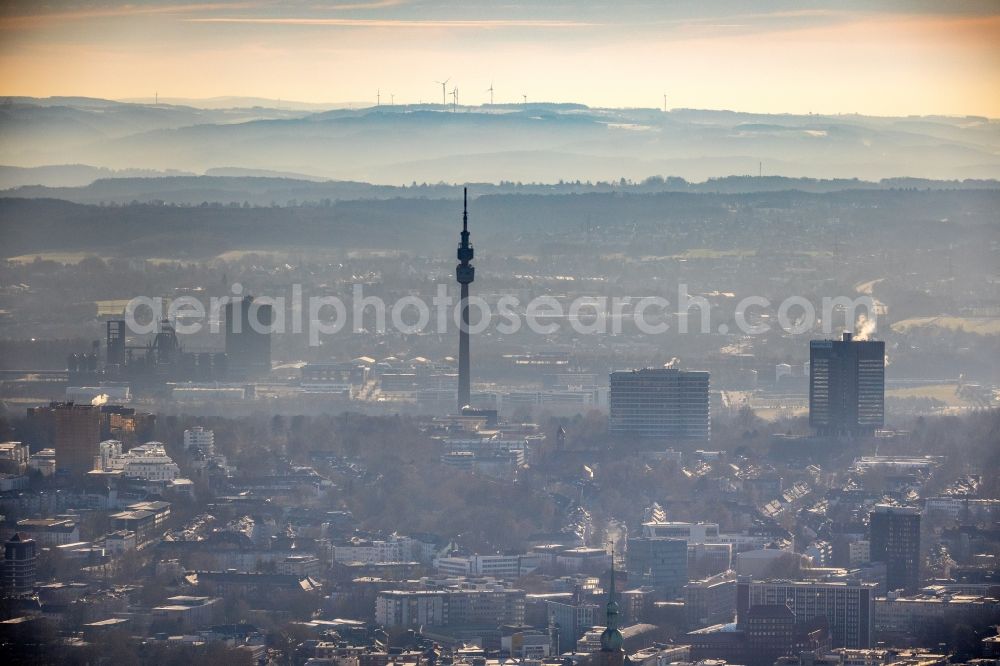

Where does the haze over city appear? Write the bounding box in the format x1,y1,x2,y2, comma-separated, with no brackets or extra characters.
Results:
0,2,998,665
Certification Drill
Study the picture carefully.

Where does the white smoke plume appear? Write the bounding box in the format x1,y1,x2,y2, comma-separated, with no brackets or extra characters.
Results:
855,314,877,341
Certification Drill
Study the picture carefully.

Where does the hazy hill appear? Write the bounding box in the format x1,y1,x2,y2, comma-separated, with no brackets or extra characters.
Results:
0,165,196,189
1,98,997,184
2,188,996,259
3,174,996,207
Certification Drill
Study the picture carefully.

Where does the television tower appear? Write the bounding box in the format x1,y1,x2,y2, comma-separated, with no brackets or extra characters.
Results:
456,187,474,410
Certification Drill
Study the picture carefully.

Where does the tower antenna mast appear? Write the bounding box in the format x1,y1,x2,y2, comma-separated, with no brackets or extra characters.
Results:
456,187,475,410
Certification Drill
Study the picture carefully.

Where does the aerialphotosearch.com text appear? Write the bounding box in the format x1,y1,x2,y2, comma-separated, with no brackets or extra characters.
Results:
124,282,877,345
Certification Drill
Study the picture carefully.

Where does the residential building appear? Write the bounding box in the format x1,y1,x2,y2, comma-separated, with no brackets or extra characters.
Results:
278,555,323,578
183,427,215,451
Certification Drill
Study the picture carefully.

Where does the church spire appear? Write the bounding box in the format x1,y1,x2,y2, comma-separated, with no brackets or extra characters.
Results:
600,544,624,653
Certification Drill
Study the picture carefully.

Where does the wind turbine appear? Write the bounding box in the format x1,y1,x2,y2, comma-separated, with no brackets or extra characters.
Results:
663,93,667,113
486,82,494,105
451,86,458,112
390,93,395,106
377,89,381,107
435,78,450,105
522,94,527,105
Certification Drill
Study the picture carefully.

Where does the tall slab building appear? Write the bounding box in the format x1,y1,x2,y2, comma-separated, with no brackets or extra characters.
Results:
809,332,884,436
224,295,273,379
609,368,710,440
869,504,921,594
27,402,101,476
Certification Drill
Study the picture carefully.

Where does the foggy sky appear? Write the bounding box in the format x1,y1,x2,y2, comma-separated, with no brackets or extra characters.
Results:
1,0,999,116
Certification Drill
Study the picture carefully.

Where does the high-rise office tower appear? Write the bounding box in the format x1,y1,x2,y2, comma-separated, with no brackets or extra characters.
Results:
626,536,689,598
609,368,710,440
2,533,37,596
225,295,273,378
27,402,101,476
869,504,921,594
456,188,474,410
809,332,884,435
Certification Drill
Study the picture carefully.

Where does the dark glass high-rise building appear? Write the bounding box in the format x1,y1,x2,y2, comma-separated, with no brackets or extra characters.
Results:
626,536,689,598
224,295,273,378
869,504,921,594
609,368,710,440
809,332,884,435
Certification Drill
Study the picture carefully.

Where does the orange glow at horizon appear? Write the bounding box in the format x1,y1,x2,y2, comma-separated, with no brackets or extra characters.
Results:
0,4,998,117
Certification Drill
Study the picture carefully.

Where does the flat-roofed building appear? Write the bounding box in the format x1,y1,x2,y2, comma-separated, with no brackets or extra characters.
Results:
0,441,28,474
737,578,876,648
152,595,221,631
642,521,720,543
609,369,710,440
15,518,79,546
685,571,736,629
375,590,449,627
109,510,158,547
875,591,1000,638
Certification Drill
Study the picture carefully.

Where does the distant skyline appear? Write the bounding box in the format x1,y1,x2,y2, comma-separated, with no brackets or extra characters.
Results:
1,1,999,117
